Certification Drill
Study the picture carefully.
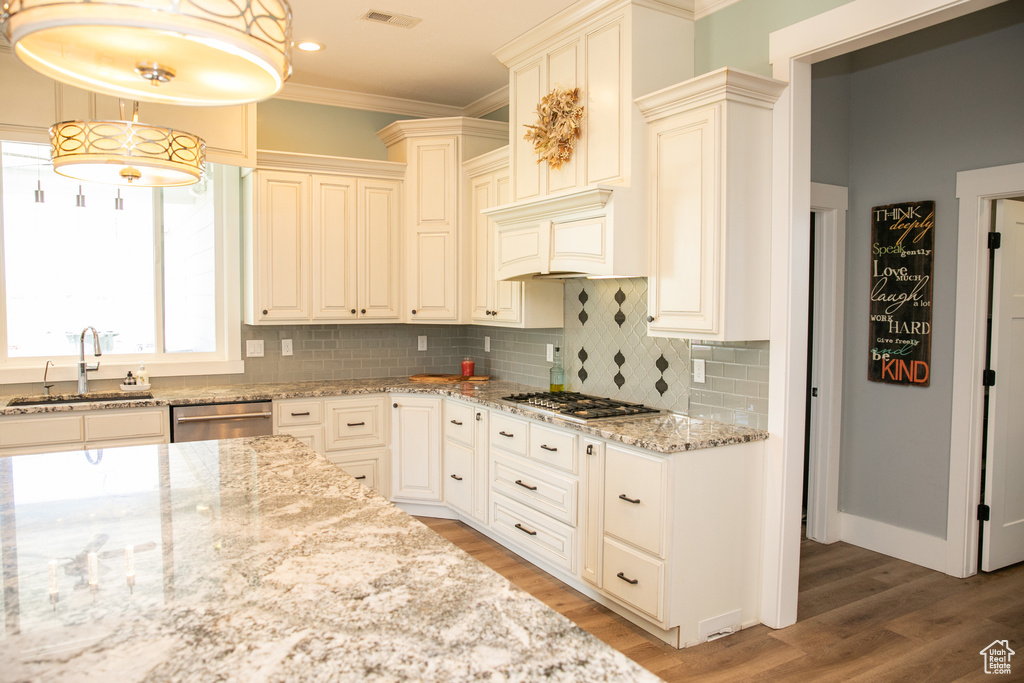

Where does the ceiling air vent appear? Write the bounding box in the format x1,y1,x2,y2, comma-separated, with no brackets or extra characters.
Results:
361,10,422,29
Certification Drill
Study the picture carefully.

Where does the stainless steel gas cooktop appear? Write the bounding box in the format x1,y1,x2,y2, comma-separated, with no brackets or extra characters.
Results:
502,391,663,423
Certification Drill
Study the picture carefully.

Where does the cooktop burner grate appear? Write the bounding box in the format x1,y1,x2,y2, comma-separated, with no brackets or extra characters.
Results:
502,391,662,422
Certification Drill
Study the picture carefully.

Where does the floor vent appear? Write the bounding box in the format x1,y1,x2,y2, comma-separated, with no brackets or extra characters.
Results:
362,10,422,29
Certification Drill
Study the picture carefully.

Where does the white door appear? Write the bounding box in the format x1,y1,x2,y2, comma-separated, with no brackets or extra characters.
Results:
982,199,1024,571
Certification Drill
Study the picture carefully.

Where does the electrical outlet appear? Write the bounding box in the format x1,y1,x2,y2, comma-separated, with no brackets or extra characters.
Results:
546,343,554,362
418,335,427,351
693,358,706,384
246,340,264,358
281,339,293,357
484,336,490,352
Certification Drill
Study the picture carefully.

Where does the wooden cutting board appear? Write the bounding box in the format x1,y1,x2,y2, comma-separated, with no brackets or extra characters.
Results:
409,374,490,383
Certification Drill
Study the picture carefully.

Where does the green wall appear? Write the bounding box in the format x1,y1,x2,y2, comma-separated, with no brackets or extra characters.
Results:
694,0,855,75
256,99,418,160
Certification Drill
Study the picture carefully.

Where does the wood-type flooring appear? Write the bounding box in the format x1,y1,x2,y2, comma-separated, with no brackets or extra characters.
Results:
419,517,1024,682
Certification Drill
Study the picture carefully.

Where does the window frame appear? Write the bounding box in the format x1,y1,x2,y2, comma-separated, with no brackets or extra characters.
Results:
0,159,242,385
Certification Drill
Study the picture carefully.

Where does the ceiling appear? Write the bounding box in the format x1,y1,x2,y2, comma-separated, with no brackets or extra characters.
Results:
285,0,580,109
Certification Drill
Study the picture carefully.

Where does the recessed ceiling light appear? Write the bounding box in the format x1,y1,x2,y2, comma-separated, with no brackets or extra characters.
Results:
296,41,324,52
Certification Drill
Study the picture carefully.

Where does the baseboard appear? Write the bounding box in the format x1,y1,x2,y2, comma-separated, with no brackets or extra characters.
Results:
395,501,457,519
839,512,946,572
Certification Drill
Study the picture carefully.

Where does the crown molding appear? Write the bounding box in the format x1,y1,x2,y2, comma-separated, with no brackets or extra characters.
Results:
275,82,464,118
255,149,407,178
463,86,510,119
462,146,510,176
694,0,742,20
376,117,509,147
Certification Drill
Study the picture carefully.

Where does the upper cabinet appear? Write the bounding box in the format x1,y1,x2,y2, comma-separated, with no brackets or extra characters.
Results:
637,68,786,341
243,152,405,325
0,48,255,167
377,118,508,324
486,0,695,280
463,148,564,328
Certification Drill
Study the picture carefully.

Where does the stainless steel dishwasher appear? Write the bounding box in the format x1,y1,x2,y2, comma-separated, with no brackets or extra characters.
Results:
171,402,274,442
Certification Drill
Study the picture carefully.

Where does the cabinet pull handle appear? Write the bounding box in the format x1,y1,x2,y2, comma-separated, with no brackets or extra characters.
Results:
346,421,365,427
586,444,594,455
354,475,367,480
540,444,557,452
515,479,537,491
291,411,310,417
450,474,463,481
616,572,639,585
499,431,514,438
476,413,482,421
514,523,537,536
619,494,641,505
450,419,463,426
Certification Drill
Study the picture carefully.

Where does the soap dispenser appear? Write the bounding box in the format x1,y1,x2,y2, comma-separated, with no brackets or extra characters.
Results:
136,363,148,385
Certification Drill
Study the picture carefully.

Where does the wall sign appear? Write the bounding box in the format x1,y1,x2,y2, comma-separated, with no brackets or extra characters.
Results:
868,200,934,386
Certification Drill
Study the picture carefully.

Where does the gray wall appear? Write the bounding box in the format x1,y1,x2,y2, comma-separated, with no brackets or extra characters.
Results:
812,1,1024,538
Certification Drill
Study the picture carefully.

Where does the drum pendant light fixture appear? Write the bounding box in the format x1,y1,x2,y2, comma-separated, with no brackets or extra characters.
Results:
1,0,293,106
50,101,206,187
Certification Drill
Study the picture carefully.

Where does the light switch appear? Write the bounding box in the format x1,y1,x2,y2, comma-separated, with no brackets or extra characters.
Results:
693,358,706,384
484,336,490,352
281,339,293,356
246,340,264,358
418,335,427,351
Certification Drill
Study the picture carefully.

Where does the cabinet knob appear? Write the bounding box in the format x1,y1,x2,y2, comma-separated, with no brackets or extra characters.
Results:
476,413,482,421
350,309,356,314
393,403,398,408
586,444,594,456
361,309,366,314
647,315,655,323
411,309,417,315
262,309,268,315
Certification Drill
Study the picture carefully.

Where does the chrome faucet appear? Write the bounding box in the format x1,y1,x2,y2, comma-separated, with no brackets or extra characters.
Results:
43,359,55,396
78,327,102,394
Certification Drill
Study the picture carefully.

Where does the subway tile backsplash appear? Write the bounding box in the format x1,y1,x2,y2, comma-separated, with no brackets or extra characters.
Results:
688,341,770,429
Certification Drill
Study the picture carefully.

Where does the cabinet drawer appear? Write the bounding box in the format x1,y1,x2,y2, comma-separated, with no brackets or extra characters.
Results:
0,414,83,449
330,458,378,490
602,537,665,622
444,400,476,447
85,409,166,442
279,426,324,455
444,440,474,516
489,413,527,456
491,454,577,526
604,445,668,557
276,400,323,426
325,396,386,450
528,423,577,474
491,493,576,574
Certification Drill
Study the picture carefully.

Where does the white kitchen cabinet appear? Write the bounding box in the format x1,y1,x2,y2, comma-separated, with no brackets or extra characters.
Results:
581,437,605,587
390,395,442,502
463,148,564,328
244,154,404,325
377,118,508,323
0,407,169,455
274,395,389,496
636,68,786,341
441,399,489,523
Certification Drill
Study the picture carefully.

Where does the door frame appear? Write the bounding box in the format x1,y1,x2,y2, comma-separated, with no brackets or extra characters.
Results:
950,163,1024,577
762,0,1006,629
805,183,848,544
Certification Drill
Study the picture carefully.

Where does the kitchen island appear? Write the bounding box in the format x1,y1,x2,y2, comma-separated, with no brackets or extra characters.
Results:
0,436,657,681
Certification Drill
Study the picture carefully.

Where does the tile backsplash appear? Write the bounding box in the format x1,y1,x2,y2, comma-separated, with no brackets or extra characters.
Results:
688,341,770,429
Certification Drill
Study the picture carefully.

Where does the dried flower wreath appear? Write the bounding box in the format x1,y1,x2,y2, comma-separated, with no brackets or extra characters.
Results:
522,87,584,170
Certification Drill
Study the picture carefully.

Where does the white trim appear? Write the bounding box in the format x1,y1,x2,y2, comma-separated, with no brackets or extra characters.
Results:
463,86,511,119
807,182,848,545
839,512,947,572
764,0,1002,630
255,150,407,178
949,162,1024,578
694,0,742,20
275,82,464,118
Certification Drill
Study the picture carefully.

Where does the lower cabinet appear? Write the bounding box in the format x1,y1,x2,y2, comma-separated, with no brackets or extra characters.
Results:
390,394,442,503
0,407,169,455
442,399,488,523
274,394,389,497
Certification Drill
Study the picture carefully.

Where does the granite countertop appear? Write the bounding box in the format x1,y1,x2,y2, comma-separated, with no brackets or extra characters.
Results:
0,378,767,453
0,436,658,682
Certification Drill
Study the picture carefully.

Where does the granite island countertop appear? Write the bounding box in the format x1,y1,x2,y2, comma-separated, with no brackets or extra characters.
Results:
0,378,767,453
0,436,659,682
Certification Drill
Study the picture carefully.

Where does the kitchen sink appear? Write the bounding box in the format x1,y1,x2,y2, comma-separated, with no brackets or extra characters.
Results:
7,391,153,406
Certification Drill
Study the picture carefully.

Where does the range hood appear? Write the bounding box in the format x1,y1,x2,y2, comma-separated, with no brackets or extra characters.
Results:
484,0,695,281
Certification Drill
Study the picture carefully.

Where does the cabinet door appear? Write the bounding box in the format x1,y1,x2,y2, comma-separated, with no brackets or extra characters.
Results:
444,440,475,516
312,175,358,320
490,173,523,324
359,179,402,320
470,175,494,322
255,171,310,322
407,138,459,321
647,105,719,337
390,396,442,502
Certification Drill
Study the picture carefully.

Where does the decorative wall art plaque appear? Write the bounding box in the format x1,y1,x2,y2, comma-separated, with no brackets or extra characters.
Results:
868,200,935,386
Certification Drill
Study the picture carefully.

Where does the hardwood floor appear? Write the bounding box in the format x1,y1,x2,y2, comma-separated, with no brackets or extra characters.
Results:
418,517,1024,682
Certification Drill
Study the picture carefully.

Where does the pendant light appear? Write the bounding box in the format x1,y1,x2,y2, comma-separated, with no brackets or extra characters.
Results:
1,0,293,106
50,101,206,187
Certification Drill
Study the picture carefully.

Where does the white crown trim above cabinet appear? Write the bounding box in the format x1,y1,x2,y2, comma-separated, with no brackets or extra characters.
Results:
243,154,404,325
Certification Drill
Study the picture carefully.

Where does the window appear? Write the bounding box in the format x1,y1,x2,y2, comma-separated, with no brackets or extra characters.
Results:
0,141,241,383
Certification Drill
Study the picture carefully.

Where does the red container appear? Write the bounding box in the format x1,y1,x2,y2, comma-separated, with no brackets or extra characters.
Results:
461,357,475,377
